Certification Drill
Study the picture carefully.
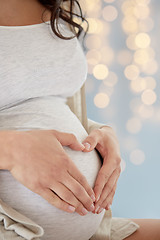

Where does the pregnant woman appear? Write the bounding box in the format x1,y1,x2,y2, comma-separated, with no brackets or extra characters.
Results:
0,0,160,240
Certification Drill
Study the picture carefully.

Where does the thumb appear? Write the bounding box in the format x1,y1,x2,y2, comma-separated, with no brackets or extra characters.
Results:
55,131,85,151
82,134,98,152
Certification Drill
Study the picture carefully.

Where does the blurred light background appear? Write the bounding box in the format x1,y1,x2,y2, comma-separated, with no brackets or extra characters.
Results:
79,0,160,218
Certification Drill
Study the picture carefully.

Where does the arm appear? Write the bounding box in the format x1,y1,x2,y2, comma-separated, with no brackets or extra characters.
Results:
82,120,121,213
0,129,95,215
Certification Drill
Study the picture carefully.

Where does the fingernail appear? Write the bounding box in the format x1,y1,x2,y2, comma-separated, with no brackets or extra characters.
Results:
98,208,104,214
95,205,100,213
81,144,85,149
90,204,95,212
91,194,96,202
81,208,88,215
108,204,111,209
68,205,75,212
83,142,91,150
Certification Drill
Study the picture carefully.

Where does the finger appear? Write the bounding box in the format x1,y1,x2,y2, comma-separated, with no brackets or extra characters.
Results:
64,172,95,212
93,163,114,202
50,182,89,216
99,182,118,213
82,130,101,152
94,166,121,212
95,174,119,214
54,131,85,151
38,188,76,213
68,161,96,202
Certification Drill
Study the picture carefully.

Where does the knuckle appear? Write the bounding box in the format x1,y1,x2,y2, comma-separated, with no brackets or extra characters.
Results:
107,184,112,192
86,135,94,142
78,175,87,185
83,194,93,206
101,197,107,206
94,182,101,189
116,156,121,165
110,188,115,196
51,129,57,134
75,203,83,211
101,171,110,180
94,128,103,137
117,166,121,174
100,202,106,209
49,193,57,204
112,188,116,195
64,192,73,202
55,199,64,209
52,168,63,180
50,129,58,138
74,185,83,196
84,199,92,209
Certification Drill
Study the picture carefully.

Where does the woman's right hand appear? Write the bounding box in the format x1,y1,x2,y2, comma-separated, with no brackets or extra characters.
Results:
0,129,95,216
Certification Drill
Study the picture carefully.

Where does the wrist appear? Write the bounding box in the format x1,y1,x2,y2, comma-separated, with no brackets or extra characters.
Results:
100,126,121,154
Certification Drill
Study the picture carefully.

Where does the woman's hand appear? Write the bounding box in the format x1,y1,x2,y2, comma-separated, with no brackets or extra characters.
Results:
0,129,95,216
82,126,121,213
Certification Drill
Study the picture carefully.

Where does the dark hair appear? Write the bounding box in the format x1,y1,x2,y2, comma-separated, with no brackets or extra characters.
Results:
38,0,89,41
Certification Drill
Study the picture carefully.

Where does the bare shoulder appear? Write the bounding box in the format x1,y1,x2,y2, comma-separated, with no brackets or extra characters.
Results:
0,0,51,27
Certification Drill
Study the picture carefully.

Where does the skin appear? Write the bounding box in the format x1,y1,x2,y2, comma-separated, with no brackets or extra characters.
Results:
0,0,160,239
83,128,160,239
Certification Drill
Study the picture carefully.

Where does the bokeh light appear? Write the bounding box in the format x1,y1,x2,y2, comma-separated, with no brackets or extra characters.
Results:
130,149,145,165
124,64,140,80
93,64,109,80
135,32,151,48
122,16,138,33
82,0,160,219
126,34,138,50
94,92,110,108
104,0,115,3
134,4,150,19
141,89,157,105
134,49,150,65
126,117,142,134
130,77,146,93
102,6,118,22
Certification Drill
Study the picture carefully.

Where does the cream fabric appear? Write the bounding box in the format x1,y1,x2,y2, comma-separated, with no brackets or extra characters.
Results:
0,199,43,240
0,83,139,239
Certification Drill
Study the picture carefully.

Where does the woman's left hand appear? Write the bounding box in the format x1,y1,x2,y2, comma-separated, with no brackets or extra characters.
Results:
82,126,121,214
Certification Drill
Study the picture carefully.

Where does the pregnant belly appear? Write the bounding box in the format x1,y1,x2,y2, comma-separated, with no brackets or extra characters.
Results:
0,97,105,240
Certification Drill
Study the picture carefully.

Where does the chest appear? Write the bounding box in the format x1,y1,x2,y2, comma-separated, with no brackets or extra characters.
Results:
0,25,87,109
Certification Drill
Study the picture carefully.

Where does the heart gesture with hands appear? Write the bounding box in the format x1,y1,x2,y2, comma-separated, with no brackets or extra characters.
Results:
82,126,121,214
